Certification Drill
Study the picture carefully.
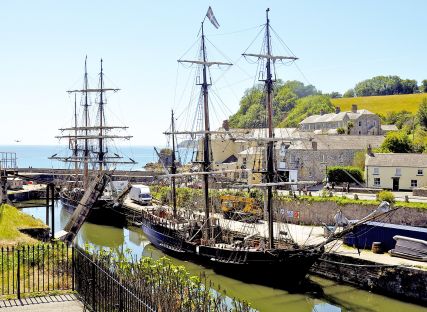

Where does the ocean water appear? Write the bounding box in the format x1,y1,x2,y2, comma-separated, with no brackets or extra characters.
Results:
0,145,193,170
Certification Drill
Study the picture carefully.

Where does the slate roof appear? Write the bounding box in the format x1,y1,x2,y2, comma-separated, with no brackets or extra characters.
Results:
288,135,385,150
366,153,427,168
299,109,375,124
381,124,398,131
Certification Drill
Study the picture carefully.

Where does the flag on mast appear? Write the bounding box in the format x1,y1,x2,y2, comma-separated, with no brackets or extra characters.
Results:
206,6,220,28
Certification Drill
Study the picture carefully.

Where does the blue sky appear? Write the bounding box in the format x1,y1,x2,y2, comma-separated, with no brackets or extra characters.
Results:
0,1,425,146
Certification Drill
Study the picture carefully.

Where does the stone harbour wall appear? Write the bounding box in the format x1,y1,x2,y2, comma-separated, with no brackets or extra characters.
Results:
273,199,427,227
311,253,427,305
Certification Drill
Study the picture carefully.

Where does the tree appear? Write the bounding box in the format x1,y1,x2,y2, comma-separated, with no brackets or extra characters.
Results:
353,75,418,96
280,95,334,127
346,121,354,135
352,151,366,171
337,127,345,135
382,110,414,129
420,80,427,93
343,89,355,98
229,80,318,128
380,130,413,153
417,98,427,129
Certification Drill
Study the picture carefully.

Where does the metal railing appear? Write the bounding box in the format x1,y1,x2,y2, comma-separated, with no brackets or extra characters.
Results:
0,244,156,311
0,244,73,299
74,247,155,312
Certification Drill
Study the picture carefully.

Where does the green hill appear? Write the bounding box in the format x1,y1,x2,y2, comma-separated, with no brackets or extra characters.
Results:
331,93,427,114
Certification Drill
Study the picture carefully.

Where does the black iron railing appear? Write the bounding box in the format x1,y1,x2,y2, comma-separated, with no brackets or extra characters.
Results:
74,247,155,312
0,244,73,299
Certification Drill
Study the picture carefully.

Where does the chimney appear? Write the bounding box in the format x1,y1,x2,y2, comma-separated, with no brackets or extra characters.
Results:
351,104,357,113
335,106,341,114
367,144,374,157
311,141,317,151
319,109,324,116
222,120,230,131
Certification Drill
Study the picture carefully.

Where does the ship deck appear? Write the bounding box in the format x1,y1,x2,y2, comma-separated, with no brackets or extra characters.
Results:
123,198,427,270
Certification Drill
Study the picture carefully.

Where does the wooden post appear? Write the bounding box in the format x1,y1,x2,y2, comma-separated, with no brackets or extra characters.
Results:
0,170,7,204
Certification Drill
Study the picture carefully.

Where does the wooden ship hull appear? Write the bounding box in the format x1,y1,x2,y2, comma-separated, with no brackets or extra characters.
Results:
140,210,324,286
60,191,126,227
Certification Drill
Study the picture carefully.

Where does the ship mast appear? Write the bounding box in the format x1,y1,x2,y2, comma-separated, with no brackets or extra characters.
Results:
171,110,177,218
51,57,137,184
98,59,105,171
201,22,211,240
178,19,231,242
265,9,275,249
73,93,78,173
83,57,90,189
243,8,298,249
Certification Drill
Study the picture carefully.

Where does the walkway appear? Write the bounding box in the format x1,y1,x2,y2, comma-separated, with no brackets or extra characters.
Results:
0,294,84,311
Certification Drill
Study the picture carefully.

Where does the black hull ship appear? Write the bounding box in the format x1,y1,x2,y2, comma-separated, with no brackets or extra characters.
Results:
51,58,135,226
139,8,393,286
139,8,325,286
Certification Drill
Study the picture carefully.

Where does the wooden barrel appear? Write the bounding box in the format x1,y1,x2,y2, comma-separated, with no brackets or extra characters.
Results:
371,241,382,254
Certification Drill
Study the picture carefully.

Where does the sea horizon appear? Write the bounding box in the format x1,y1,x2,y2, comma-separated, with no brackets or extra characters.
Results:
0,145,192,170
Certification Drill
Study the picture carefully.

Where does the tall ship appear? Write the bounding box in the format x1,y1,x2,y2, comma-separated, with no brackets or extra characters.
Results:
51,57,136,225
140,8,391,285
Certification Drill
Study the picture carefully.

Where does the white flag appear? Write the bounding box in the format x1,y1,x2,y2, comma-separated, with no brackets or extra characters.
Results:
206,6,220,29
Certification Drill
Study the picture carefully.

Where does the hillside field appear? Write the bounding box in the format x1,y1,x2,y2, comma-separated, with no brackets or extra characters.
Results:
331,93,427,115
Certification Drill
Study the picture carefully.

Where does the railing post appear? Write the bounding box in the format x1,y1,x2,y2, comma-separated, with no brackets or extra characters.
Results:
119,283,123,312
17,249,20,300
92,260,96,311
71,247,75,291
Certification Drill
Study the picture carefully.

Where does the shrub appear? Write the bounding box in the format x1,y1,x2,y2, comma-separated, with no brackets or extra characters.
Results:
327,166,364,184
337,127,345,134
378,190,395,203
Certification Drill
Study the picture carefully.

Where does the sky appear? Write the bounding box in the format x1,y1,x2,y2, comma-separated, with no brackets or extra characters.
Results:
0,1,426,147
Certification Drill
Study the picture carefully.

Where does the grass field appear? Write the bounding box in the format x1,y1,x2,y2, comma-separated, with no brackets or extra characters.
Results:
0,204,47,246
331,93,427,115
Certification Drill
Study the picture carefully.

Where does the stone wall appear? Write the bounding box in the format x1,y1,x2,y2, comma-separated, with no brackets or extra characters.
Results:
413,187,427,197
311,253,427,305
273,199,427,227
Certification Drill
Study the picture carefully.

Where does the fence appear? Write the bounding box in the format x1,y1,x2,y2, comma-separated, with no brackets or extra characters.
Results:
0,244,73,299
74,247,155,312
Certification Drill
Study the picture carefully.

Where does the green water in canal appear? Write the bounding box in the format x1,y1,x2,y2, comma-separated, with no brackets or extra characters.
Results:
20,201,426,312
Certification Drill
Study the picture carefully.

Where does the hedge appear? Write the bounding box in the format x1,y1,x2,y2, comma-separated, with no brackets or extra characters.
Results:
327,166,364,183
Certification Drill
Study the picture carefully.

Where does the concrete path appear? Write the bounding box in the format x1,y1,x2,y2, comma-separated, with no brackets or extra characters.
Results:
0,294,84,311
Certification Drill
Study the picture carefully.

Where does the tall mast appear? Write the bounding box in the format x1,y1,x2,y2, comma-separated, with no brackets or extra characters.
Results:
83,56,89,189
200,22,211,240
177,14,232,242
265,8,275,249
171,110,177,218
98,59,105,171
73,93,78,172
243,8,298,249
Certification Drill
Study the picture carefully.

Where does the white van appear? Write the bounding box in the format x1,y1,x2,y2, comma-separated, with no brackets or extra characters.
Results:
129,185,152,205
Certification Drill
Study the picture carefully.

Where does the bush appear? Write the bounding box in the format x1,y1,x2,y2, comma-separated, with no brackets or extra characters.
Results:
327,166,364,184
337,127,345,134
378,190,395,203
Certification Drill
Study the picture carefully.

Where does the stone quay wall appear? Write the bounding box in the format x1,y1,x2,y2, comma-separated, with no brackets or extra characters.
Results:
311,252,427,305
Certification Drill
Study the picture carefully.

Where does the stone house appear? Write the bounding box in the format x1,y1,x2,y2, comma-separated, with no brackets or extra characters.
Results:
299,105,382,135
278,135,385,183
365,153,427,191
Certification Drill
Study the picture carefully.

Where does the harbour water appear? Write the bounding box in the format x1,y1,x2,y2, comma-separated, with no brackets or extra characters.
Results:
1,145,193,170
20,201,427,312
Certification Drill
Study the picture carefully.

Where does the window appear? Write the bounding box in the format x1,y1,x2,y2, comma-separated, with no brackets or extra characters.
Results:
358,131,361,135
418,169,423,176
411,180,418,188
395,168,401,176
373,121,376,126
358,121,362,127
374,178,380,186
373,168,379,175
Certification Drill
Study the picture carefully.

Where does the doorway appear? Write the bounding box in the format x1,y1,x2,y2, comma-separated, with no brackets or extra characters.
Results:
392,177,400,191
